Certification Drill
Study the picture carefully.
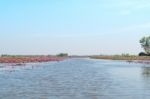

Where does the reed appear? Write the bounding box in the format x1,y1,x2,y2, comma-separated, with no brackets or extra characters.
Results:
90,55,150,60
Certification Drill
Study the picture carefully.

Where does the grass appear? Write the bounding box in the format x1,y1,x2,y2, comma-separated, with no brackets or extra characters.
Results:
90,55,150,61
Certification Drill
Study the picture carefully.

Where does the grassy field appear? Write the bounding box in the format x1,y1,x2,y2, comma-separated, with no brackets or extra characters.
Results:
90,55,150,61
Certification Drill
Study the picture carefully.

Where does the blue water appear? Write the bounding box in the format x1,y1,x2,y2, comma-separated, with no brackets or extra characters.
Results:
0,58,150,99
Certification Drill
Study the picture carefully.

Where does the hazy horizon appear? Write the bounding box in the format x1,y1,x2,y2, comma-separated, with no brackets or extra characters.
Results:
0,0,150,55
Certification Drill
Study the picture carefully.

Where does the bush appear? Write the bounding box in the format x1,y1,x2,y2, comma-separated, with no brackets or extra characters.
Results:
139,52,150,56
56,53,68,57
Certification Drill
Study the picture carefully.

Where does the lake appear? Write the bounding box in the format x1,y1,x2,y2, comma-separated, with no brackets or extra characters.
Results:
0,58,150,99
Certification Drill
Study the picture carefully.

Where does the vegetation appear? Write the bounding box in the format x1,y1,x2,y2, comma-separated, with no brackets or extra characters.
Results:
56,53,68,57
140,36,150,54
0,53,69,63
1,54,46,57
0,56,65,63
90,55,150,61
0,56,64,63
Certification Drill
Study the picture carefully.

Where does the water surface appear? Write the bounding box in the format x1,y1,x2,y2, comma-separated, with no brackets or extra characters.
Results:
0,58,150,99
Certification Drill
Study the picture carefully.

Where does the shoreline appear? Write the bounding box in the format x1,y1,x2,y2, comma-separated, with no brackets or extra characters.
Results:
0,56,66,64
90,56,150,64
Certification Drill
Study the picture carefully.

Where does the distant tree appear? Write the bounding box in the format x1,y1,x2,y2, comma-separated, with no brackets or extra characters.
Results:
121,53,130,57
56,53,68,57
1,54,9,57
140,36,150,54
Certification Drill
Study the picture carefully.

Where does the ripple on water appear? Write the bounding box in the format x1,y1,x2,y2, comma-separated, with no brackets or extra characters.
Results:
0,59,150,99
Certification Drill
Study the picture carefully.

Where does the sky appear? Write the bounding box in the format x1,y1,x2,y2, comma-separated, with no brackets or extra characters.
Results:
0,0,150,55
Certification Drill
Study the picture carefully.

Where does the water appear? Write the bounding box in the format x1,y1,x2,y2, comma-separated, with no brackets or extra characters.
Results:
0,58,150,99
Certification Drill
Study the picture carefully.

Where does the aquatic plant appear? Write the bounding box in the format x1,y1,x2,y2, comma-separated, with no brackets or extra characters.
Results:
0,56,65,63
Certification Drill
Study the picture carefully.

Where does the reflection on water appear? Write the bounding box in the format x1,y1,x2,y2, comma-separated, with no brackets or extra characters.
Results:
142,67,150,76
0,58,150,99
141,66,150,89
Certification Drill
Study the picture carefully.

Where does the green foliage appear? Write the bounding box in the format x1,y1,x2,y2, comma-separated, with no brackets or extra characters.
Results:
56,53,68,57
1,54,16,57
140,36,150,54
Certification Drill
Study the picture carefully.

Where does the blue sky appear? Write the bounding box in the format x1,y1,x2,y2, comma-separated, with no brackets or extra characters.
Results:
0,0,150,55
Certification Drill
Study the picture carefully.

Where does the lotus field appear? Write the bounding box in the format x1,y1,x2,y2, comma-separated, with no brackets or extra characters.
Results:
0,56,65,63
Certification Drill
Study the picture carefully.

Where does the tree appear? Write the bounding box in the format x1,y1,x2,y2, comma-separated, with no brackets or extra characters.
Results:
56,53,68,57
140,36,150,54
